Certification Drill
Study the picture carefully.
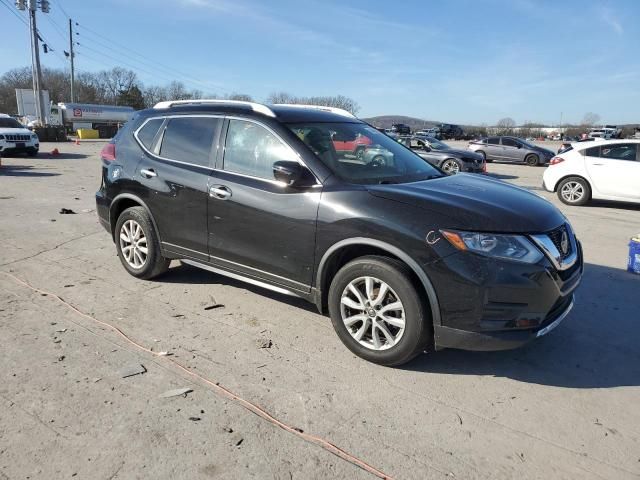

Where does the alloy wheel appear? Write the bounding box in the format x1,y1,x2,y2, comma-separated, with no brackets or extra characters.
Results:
442,159,460,174
119,219,148,269
560,181,584,203
340,276,406,351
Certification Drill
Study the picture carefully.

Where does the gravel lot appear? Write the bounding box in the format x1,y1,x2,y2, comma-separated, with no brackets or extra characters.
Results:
1,140,639,480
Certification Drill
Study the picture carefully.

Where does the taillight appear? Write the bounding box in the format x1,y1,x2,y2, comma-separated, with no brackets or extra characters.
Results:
550,156,564,165
100,142,116,162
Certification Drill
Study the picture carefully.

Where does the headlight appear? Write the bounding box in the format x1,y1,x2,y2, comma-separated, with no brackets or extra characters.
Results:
31,133,38,140
441,230,543,264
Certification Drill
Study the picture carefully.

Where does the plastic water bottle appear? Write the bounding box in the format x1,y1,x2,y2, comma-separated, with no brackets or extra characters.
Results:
629,234,640,274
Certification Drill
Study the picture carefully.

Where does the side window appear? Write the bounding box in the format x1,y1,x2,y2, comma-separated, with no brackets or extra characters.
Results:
600,144,637,161
487,137,500,145
223,119,298,179
585,146,601,157
410,139,425,149
501,138,518,147
159,117,220,166
137,118,163,150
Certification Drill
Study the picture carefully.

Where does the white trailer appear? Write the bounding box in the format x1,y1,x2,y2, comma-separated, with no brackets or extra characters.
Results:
49,103,135,137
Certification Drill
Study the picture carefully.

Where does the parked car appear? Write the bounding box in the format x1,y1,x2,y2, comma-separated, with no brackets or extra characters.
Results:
468,136,554,166
391,123,411,135
97,100,582,366
332,131,372,158
397,136,485,174
436,123,464,140
0,113,39,157
543,139,640,206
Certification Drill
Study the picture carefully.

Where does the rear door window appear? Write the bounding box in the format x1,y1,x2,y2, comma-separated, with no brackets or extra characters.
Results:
487,137,500,145
159,117,220,167
501,138,518,147
600,144,637,161
584,145,601,157
137,118,164,150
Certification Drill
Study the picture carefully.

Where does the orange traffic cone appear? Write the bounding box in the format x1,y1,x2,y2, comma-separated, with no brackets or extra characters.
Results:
50,148,60,156
75,138,80,145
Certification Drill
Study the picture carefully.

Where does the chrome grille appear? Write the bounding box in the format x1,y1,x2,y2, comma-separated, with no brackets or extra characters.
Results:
547,224,572,259
5,134,31,142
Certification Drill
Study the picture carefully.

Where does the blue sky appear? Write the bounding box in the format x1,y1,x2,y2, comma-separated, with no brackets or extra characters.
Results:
1,0,638,124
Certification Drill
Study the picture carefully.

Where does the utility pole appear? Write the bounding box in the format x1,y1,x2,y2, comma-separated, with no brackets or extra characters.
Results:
69,18,75,102
17,0,49,126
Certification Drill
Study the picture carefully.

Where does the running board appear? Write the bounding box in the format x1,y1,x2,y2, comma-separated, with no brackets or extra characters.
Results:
181,259,302,298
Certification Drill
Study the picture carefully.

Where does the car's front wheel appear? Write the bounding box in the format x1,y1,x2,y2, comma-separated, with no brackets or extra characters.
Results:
328,256,431,366
557,177,591,206
525,154,539,166
115,206,169,279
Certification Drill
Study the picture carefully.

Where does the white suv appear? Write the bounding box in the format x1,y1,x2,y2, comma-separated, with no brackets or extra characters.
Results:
0,114,39,157
543,139,640,206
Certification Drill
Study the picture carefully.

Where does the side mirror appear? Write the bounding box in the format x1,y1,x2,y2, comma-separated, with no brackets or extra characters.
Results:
273,161,315,187
517,144,523,148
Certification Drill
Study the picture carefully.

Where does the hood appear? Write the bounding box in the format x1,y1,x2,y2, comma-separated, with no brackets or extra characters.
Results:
367,174,565,233
0,127,33,136
532,145,555,156
439,148,482,159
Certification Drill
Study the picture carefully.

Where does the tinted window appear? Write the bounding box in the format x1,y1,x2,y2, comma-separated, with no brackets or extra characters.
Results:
224,119,298,179
159,117,219,166
600,144,637,161
0,117,23,128
487,137,500,145
137,118,163,150
585,146,601,157
502,138,519,147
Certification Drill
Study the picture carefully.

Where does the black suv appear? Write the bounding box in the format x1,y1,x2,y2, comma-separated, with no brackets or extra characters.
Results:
96,101,582,366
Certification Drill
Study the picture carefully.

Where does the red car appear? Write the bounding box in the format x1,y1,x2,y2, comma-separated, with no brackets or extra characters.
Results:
333,133,372,157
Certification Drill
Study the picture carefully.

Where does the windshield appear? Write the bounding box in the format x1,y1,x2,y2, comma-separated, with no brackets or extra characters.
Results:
0,118,24,128
427,138,450,150
287,122,443,184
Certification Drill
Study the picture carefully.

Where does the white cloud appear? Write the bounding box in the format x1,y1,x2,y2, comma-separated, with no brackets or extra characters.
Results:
599,5,623,35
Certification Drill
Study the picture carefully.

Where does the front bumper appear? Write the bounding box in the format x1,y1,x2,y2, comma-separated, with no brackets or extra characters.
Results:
429,238,583,351
0,143,39,154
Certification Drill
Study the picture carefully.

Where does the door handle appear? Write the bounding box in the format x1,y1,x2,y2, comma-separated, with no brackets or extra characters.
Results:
140,168,157,178
592,163,604,166
209,185,232,200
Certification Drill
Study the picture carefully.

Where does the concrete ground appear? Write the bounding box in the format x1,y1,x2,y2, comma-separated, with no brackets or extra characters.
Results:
1,140,639,480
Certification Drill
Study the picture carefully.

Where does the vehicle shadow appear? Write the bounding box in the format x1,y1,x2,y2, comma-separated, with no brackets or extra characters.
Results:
486,173,519,180
41,152,90,160
587,200,640,212
0,165,60,177
161,262,319,313
404,262,640,389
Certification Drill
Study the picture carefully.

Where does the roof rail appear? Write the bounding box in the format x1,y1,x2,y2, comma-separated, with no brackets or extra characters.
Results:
153,99,276,118
273,104,356,119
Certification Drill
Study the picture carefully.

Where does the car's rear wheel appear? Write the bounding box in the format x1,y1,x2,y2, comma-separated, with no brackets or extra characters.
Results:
328,256,431,366
115,206,169,279
557,177,591,206
441,158,461,175
355,146,365,160
525,154,539,166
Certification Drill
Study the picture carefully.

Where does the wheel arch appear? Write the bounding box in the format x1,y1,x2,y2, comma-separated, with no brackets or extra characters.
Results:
552,174,592,194
109,193,162,244
315,238,441,327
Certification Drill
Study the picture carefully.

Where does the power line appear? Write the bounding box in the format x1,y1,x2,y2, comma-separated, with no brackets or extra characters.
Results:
75,22,229,92
0,0,29,26
54,0,70,19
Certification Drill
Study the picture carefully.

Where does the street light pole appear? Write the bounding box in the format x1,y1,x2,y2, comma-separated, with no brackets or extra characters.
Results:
28,1,45,125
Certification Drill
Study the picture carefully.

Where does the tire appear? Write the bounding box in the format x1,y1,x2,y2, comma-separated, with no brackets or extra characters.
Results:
371,155,386,166
477,150,490,162
328,255,431,366
557,177,591,206
441,158,461,175
525,154,539,166
354,146,365,160
114,206,169,279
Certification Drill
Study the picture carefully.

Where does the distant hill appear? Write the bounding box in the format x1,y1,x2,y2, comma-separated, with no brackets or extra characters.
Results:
363,115,441,130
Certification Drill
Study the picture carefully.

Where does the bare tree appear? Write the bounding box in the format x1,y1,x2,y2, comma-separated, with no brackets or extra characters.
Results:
496,117,516,135
266,91,296,104
581,112,600,127
95,68,139,104
265,92,360,115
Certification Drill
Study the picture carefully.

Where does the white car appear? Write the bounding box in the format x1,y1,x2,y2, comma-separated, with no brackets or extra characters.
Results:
0,113,39,157
543,139,640,206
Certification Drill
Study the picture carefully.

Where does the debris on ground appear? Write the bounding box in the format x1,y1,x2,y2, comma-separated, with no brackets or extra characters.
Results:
171,314,185,318
59,208,76,214
55,328,67,333
223,427,233,433
157,351,172,356
63,284,74,288
92,377,101,383
159,388,192,398
204,303,225,311
119,364,146,378
256,338,273,349
57,355,65,362
188,416,201,421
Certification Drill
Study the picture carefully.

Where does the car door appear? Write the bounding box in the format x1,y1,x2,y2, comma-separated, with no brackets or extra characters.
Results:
500,137,523,162
136,115,221,261
206,117,321,292
585,143,640,199
485,137,502,160
409,138,439,166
